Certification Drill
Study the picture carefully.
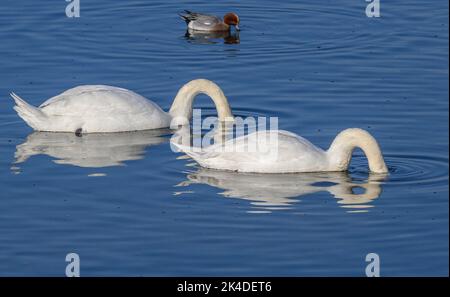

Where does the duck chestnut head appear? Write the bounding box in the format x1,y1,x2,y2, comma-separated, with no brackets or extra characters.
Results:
223,12,240,31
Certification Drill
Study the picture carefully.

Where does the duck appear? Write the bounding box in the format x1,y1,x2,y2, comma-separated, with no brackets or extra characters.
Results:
172,128,389,174
11,79,233,133
179,10,240,32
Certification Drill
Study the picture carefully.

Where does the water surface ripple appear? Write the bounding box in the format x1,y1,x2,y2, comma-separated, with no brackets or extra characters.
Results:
0,0,448,276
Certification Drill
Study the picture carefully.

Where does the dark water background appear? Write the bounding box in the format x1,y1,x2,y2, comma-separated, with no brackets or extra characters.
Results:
0,0,448,276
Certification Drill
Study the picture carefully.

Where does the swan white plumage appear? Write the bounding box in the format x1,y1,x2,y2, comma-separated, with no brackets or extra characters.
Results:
173,128,389,174
10,79,233,133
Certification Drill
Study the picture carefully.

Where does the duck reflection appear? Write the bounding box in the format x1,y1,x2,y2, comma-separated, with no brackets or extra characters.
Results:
177,168,387,213
14,129,170,168
184,29,240,44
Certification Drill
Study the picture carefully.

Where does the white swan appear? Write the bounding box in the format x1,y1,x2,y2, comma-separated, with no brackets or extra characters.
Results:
10,79,233,133
173,128,388,174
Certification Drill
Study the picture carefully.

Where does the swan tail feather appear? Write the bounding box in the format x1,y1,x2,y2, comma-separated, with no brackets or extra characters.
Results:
11,92,46,130
14,144,33,164
171,141,212,163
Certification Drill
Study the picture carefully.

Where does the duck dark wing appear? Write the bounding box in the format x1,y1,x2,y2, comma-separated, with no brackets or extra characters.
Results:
179,10,219,24
179,10,198,24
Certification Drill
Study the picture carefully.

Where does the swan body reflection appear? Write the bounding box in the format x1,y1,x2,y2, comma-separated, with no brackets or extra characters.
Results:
178,167,387,212
14,130,169,168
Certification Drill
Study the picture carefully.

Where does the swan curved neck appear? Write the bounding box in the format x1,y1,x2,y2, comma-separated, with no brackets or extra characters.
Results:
327,128,388,173
169,79,233,123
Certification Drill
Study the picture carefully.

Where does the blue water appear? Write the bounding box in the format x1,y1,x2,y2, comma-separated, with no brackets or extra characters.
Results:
0,0,448,276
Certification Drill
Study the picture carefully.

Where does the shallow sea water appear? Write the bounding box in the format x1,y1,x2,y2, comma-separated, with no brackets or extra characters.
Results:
0,0,448,276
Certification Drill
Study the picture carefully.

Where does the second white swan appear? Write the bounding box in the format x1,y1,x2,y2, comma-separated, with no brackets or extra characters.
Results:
10,79,233,133
173,128,388,174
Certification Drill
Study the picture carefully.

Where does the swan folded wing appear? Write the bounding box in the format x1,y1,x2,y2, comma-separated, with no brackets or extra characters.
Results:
41,87,141,111
39,85,129,108
36,86,170,132
221,130,327,172
175,130,329,173
185,131,280,171
40,88,163,117
276,131,330,171
172,141,222,162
